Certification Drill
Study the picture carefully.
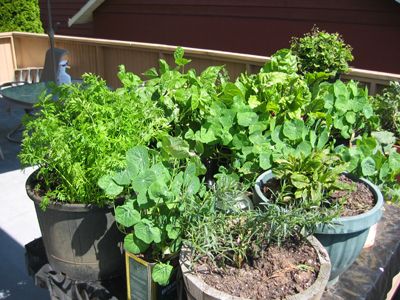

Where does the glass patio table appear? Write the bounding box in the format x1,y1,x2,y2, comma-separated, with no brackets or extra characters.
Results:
0,79,84,142
0,79,84,107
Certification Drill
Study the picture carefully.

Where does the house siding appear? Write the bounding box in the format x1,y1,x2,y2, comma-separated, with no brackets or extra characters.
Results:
89,0,400,74
38,0,94,38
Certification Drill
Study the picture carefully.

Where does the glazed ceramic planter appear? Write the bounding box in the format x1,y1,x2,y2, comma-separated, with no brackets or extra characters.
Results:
180,235,331,300
253,170,384,287
26,169,125,281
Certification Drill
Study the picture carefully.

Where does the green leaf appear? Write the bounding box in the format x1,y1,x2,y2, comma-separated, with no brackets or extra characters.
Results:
134,219,162,244
142,67,159,79
113,169,134,185
115,204,141,227
186,177,201,196
291,173,310,189
148,180,169,203
166,223,182,239
361,157,376,176
162,136,190,159
132,170,158,193
124,233,149,254
158,59,170,75
345,111,356,124
237,112,259,127
126,146,149,173
283,119,304,140
98,175,123,196
152,262,174,286
259,152,272,170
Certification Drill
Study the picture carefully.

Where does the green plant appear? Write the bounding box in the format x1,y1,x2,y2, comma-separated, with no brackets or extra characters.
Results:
19,73,170,208
335,131,400,203
319,79,376,140
141,46,228,152
0,0,44,33
372,81,400,140
290,25,354,77
271,148,352,208
98,139,211,286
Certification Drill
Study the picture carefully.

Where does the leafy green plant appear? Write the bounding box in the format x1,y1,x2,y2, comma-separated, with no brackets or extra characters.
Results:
335,131,400,203
290,25,354,77
19,73,170,208
140,46,228,152
271,148,352,208
372,81,400,140
98,139,210,286
319,79,376,140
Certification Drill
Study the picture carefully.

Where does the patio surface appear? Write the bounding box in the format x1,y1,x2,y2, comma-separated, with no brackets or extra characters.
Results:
0,101,50,300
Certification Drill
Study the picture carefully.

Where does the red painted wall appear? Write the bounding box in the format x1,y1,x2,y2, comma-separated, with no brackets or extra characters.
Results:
39,0,94,38
40,0,400,74
91,0,400,74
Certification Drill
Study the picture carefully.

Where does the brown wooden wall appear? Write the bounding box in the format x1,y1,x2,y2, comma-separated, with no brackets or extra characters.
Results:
38,0,94,38
88,0,400,74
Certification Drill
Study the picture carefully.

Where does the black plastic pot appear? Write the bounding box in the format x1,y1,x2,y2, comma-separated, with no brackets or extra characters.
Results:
26,169,125,281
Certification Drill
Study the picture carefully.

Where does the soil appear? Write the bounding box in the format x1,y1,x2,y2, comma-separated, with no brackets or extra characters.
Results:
261,174,376,217
193,235,320,300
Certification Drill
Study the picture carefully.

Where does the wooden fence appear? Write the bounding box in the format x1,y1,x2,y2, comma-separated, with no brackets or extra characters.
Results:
1,31,399,95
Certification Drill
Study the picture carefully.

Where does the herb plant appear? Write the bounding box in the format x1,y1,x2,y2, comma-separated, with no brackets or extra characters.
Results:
271,148,352,208
290,25,354,77
19,72,170,209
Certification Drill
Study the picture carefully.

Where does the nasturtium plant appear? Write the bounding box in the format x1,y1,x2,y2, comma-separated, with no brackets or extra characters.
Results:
335,131,400,203
98,142,207,286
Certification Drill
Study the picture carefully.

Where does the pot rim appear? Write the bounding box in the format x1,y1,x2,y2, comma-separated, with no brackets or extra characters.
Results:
180,234,331,300
26,168,119,212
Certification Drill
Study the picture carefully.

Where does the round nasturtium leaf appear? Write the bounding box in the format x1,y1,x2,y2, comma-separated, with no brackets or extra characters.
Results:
98,175,123,196
152,263,174,286
283,119,304,140
134,219,162,244
124,233,149,254
126,146,149,172
361,157,376,176
132,169,157,193
115,204,141,227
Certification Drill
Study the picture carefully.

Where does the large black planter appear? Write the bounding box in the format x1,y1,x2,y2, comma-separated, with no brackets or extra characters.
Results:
26,169,125,281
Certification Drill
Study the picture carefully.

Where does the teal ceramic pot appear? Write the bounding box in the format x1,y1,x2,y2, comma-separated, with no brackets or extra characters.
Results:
253,170,384,287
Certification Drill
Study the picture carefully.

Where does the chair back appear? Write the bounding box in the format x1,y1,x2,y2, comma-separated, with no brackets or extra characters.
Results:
40,48,69,82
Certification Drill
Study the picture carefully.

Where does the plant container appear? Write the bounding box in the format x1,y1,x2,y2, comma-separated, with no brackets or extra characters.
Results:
253,170,384,287
125,250,180,300
180,235,331,300
26,169,125,281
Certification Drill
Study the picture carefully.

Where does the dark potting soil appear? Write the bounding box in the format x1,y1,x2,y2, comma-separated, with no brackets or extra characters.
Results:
193,235,320,300
261,174,375,217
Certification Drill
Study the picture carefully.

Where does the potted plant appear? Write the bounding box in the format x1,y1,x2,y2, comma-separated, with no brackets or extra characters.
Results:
180,176,332,300
98,137,209,298
290,25,354,81
19,71,171,281
253,148,384,287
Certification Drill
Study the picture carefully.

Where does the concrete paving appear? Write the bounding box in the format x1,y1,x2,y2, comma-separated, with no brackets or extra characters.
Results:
0,101,50,299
